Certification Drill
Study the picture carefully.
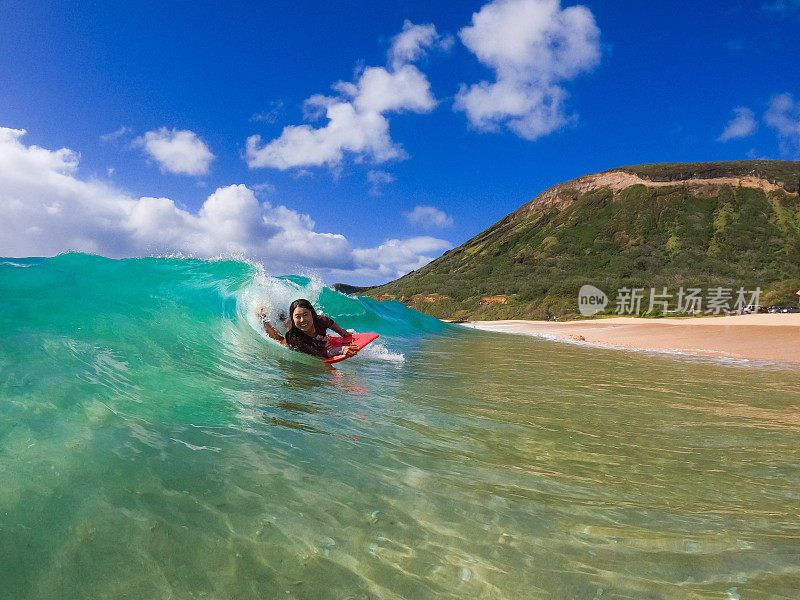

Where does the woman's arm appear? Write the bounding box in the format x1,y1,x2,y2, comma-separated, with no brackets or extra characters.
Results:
263,321,286,344
319,316,357,357
257,309,286,344
320,315,350,338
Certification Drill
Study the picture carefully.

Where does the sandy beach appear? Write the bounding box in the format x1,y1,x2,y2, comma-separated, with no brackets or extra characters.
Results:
461,314,800,364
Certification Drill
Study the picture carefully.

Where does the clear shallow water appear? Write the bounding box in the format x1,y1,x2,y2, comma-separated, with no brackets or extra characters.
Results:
1,255,799,599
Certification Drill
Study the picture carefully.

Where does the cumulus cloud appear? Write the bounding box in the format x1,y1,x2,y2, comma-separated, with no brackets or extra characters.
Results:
388,20,454,69
455,0,601,140
346,236,452,281
764,93,800,155
0,127,448,282
405,205,454,228
134,127,215,176
246,20,444,170
717,107,757,142
366,170,396,195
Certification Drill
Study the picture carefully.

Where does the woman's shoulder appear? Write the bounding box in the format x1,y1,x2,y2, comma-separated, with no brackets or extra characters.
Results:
316,314,333,327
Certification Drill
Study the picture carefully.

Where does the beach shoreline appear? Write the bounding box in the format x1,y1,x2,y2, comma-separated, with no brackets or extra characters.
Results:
459,314,800,365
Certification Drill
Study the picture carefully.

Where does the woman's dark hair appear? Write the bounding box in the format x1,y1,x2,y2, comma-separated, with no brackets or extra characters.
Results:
286,299,320,341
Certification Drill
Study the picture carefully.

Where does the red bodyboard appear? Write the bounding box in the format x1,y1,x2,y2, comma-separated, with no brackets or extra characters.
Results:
325,333,379,363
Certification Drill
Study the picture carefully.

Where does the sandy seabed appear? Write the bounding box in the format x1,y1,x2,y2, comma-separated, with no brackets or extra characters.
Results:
461,314,800,365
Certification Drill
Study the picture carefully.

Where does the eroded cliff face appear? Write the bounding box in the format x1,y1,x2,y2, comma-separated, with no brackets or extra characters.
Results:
514,170,797,219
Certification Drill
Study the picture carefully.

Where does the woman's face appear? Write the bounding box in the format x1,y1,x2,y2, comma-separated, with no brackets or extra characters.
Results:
292,306,314,333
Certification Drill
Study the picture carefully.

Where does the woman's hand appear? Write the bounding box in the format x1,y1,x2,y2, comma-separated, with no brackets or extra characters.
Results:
343,344,359,358
258,311,285,343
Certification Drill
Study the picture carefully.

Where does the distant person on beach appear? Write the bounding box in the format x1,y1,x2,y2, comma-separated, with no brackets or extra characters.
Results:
257,298,358,359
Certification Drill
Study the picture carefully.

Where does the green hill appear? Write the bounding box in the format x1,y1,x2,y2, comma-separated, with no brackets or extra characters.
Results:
351,160,800,320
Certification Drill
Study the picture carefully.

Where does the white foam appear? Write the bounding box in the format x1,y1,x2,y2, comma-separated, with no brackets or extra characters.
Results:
241,273,306,332
0,260,33,267
357,342,404,363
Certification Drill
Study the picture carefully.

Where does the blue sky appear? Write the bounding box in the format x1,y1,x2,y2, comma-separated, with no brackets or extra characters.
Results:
1,0,799,284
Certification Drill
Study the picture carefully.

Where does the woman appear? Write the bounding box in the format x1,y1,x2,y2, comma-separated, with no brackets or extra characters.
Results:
259,299,358,359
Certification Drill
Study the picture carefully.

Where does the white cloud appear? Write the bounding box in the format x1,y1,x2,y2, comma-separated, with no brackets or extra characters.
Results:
405,205,454,228
388,19,454,69
346,236,452,281
99,126,131,143
246,21,444,170
366,170,396,195
764,93,800,155
0,127,447,282
250,101,284,123
135,127,215,176
717,107,757,142
455,0,601,140
746,148,768,160
250,182,277,195
246,100,402,170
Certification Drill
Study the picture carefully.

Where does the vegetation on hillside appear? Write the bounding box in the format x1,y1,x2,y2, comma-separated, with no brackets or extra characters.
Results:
353,161,800,320
613,160,800,193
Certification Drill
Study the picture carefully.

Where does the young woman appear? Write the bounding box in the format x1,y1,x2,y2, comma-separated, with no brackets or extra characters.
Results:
258,299,358,359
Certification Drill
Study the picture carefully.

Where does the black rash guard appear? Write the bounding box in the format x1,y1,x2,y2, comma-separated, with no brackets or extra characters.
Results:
284,315,350,358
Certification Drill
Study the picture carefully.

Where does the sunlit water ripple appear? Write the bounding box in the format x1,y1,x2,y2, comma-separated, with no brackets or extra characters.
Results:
1,254,798,599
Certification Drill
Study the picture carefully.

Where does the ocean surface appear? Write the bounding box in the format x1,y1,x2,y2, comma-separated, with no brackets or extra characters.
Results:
1,254,799,600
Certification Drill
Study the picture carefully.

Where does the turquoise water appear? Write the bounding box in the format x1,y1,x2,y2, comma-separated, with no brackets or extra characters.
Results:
1,254,799,599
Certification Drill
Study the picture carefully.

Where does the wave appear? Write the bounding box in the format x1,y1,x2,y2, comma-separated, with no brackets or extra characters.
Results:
0,253,447,420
